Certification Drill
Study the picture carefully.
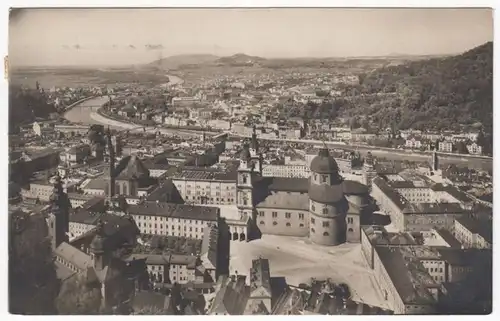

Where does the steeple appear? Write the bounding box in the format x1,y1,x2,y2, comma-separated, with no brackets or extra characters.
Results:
48,175,70,250
250,125,259,155
106,127,116,205
90,220,108,271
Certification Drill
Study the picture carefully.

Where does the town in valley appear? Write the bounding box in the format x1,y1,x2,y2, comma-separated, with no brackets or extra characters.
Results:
8,8,493,315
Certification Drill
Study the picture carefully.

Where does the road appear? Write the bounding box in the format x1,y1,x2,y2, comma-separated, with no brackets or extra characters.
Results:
231,133,493,171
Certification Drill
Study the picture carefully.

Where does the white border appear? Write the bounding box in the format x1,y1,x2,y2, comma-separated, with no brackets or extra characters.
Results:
1,2,498,321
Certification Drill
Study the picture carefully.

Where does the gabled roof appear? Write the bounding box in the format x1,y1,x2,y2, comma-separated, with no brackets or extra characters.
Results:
114,155,150,180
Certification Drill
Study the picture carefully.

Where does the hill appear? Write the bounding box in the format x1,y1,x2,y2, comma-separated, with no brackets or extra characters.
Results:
9,86,57,133
356,42,493,133
148,54,219,69
215,53,267,66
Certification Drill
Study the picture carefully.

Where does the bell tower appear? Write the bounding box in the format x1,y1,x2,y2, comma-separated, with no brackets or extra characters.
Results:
48,175,71,251
237,144,254,220
106,127,116,207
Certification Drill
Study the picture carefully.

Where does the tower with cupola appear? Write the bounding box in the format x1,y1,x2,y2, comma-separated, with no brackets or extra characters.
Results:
308,148,348,246
237,144,255,221
47,175,71,251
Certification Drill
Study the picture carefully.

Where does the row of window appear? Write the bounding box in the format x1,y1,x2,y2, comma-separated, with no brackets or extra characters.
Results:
134,216,204,225
261,211,305,220
137,223,204,233
185,195,235,203
185,185,235,190
259,221,305,228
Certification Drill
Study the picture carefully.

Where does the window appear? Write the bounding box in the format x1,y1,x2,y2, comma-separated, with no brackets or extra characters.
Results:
273,221,278,226
321,175,327,183
285,212,291,219
260,221,265,225
299,223,304,227
323,232,329,236
348,228,353,232
298,213,304,220
347,217,354,224
259,211,264,217
286,222,291,227
314,173,318,181
322,221,330,227
272,212,278,218
322,208,328,215
311,218,315,224
311,204,315,211
311,228,315,233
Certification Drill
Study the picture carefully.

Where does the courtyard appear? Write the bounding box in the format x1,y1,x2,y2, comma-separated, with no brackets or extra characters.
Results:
229,234,390,310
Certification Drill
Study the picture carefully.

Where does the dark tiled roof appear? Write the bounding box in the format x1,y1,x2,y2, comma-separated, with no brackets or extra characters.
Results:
114,155,150,180
436,248,491,266
342,180,368,195
146,181,175,202
375,246,436,306
456,216,492,244
372,177,406,210
266,177,309,193
70,210,103,225
434,228,462,248
128,201,219,221
256,192,309,211
308,183,344,204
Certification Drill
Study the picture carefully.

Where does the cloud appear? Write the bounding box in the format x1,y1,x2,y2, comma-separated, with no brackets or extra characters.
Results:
145,44,164,50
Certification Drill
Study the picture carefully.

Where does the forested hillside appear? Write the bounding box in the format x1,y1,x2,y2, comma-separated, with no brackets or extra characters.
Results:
357,42,493,133
9,86,57,132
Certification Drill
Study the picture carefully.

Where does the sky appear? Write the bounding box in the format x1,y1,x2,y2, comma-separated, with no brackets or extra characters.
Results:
9,8,494,66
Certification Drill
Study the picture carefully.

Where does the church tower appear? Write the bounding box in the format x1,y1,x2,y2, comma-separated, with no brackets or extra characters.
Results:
90,220,109,271
236,144,255,221
249,126,262,174
308,148,348,246
106,127,116,207
47,175,71,251
362,152,377,190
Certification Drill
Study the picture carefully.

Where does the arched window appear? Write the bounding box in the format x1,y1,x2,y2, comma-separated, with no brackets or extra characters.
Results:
311,228,315,233
259,221,265,225
323,232,329,236
115,182,120,195
314,173,318,181
123,183,128,195
273,221,278,226
322,208,328,215
286,222,291,227
311,204,316,211
242,175,247,184
348,228,354,232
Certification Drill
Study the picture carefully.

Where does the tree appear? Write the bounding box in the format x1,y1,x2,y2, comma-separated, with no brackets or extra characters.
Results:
133,305,170,315
9,213,60,315
455,141,469,154
55,275,102,315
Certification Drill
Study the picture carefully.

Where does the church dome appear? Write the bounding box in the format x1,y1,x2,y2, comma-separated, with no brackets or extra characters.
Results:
310,148,339,174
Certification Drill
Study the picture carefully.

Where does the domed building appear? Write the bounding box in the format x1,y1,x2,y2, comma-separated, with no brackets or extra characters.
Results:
308,148,369,245
249,147,371,246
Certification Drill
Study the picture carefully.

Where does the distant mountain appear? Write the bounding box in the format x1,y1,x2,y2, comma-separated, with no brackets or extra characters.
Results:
148,54,220,69
215,53,267,66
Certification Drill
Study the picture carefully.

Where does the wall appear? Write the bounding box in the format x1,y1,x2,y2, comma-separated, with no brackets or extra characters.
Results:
256,207,309,237
132,214,210,240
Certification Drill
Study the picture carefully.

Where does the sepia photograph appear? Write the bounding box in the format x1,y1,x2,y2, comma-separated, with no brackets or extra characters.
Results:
7,7,493,315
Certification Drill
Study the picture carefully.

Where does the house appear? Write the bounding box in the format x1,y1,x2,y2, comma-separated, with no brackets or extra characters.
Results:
466,142,482,155
438,141,453,153
405,136,422,149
